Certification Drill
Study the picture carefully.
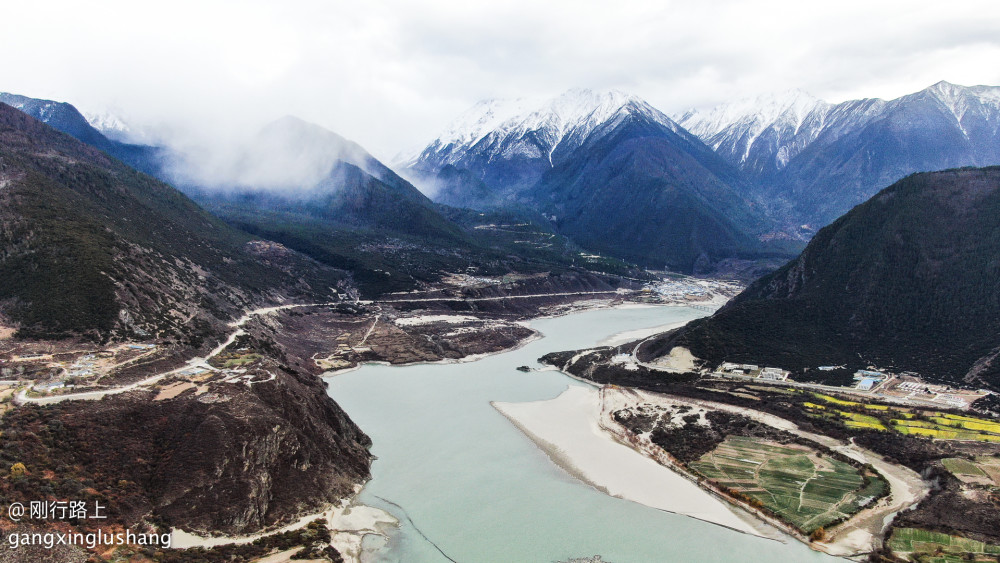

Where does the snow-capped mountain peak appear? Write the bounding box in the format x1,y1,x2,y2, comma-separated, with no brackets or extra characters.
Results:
527,88,638,133
676,89,840,174
675,79,1000,190
440,89,641,144
918,80,1000,121
680,89,824,137
83,110,135,142
677,89,830,151
410,88,678,171
433,96,541,149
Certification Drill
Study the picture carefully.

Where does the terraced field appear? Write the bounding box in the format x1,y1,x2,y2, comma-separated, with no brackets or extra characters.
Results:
812,393,888,411
803,394,1000,442
842,412,887,431
688,436,885,533
934,414,1000,434
802,401,888,431
889,527,1000,562
893,419,1000,442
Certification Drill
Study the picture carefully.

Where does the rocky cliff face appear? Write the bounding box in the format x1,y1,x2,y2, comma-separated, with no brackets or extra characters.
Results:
0,360,372,535
150,367,371,533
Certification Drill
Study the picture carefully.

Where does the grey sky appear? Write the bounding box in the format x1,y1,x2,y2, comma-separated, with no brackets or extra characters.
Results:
3,0,999,161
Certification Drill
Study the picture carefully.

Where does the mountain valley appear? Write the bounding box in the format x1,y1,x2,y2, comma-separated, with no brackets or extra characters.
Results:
2,77,1000,563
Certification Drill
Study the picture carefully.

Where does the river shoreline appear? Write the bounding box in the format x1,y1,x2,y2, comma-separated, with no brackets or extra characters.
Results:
492,386,775,538
171,299,698,561
171,483,398,563
322,298,696,377
321,303,837,562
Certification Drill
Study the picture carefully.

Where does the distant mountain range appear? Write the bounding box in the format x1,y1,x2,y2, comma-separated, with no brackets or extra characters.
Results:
1,92,644,296
406,89,788,273
676,81,1000,227
406,89,701,195
642,167,1000,389
8,81,1000,284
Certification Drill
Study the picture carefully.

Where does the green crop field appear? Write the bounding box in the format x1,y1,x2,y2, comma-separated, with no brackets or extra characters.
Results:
889,527,1000,562
688,436,882,533
941,456,1000,485
942,458,987,477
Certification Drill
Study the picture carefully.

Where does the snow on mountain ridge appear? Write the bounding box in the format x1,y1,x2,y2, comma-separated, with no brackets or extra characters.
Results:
435,97,541,148
83,110,134,142
676,89,832,165
913,81,1000,139
680,90,817,137
676,82,1000,176
412,88,679,170
0,93,60,122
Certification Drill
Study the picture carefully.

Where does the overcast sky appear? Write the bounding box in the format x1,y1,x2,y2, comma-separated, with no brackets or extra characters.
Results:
3,0,1000,161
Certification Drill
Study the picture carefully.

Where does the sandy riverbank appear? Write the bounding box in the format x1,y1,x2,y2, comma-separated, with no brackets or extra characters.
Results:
492,386,768,537
171,485,398,563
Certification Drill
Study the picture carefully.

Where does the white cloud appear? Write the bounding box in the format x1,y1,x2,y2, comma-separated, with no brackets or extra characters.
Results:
1,0,998,161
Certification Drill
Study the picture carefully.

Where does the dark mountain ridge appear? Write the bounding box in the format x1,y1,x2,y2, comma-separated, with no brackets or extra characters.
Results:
0,92,166,177
526,106,774,271
644,167,1000,388
0,102,345,341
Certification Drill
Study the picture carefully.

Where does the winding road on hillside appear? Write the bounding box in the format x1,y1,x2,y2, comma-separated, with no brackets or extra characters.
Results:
15,302,337,405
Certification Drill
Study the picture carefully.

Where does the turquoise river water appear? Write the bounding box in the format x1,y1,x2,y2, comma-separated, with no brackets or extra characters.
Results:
324,305,836,563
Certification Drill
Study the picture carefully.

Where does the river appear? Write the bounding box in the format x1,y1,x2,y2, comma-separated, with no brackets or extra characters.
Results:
324,305,835,563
